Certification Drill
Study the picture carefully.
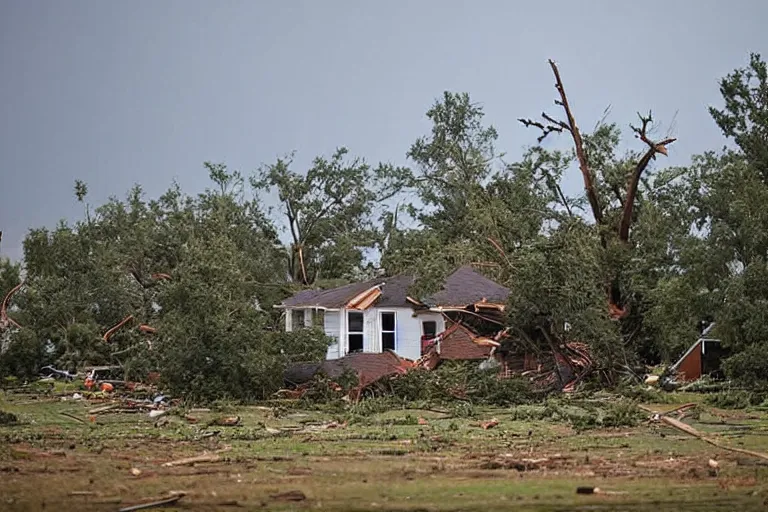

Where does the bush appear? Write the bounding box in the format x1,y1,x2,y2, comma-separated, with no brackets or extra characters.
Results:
705,390,761,409
0,328,50,381
723,344,768,391
0,410,18,425
379,361,535,406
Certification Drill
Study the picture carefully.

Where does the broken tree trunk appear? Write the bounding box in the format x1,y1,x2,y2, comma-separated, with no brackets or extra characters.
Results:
519,59,677,318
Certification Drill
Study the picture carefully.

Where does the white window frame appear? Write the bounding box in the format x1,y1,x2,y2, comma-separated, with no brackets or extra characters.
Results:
347,310,364,353
380,311,397,352
291,309,306,330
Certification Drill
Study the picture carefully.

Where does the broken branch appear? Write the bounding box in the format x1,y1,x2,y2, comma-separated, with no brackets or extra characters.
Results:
103,315,134,342
518,118,563,143
118,493,186,512
661,416,768,462
161,453,222,467
619,112,677,242
547,59,603,224
1,281,23,329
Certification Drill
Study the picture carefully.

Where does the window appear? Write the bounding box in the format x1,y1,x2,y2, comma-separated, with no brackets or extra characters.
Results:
313,309,325,328
422,320,437,339
347,311,364,352
291,309,305,330
381,312,396,351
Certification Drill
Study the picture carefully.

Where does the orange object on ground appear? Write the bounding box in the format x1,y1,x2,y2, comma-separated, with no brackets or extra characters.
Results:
84,378,95,389
100,382,114,392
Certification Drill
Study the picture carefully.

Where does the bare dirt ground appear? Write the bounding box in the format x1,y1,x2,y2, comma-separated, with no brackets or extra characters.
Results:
2,386,768,511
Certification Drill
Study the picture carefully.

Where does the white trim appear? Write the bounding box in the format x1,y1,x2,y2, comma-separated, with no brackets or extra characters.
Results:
275,304,341,312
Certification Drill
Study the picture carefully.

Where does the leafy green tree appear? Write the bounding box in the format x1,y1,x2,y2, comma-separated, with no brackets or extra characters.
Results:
254,148,406,285
686,53,768,387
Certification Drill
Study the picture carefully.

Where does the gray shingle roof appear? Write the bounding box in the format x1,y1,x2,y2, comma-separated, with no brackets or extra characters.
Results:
425,265,510,306
280,266,508,309
280,274,414,309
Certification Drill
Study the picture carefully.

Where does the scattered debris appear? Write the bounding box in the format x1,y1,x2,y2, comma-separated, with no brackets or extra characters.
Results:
162,453,222,467
212,416,240,427
88,404,118,415
418,417,429,425
269,490,307,502
148,410,166,419
644,406,768,462
576,486,627,496
131,467,143,477
118,492,186,512
40,365,77,381
480,418,499,430
60,412,86,424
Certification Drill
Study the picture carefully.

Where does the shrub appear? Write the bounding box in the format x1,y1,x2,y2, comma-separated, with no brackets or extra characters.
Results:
705,390,760,409
380,361,535,405
0,328,50,381
723,344,768,391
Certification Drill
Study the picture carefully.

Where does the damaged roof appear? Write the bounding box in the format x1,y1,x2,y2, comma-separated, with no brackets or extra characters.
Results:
435,322,494,360
279,266,509,310
284,351,413,388
280,274,414,309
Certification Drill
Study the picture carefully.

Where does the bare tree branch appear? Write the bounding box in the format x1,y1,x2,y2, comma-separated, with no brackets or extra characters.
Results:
547,59,603,224
619,112,677,242
518,118,563,143
519,60,602,224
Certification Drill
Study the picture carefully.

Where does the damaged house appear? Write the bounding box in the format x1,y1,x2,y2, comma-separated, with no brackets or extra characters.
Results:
279,266,594,395
276,265,510,362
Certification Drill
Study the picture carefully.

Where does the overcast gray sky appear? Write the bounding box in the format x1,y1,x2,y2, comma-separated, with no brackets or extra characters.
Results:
1,1,766,261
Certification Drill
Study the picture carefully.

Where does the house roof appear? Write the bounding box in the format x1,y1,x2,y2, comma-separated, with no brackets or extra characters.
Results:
436,323,493,360
283,351,414,387
280,274,414,309
425,265,510,306
279,265,509,310
319,351,413,385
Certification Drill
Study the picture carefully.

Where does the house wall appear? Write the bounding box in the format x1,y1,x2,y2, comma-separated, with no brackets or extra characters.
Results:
372,308,444,360
677,340,703,382
285,306,445,361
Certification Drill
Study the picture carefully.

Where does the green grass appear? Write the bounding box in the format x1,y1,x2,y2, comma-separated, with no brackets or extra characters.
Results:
2,388,768,511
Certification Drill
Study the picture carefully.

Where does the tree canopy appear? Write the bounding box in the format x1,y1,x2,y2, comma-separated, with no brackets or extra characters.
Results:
2,52,768,397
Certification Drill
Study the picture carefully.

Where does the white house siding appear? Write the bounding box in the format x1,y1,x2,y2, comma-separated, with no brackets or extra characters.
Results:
373,307,445,361
286,306,445,361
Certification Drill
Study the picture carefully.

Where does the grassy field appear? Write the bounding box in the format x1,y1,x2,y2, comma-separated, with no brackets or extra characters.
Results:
2,384,768,511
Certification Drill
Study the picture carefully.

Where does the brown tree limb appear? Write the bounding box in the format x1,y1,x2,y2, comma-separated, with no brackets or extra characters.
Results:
103,315,135,342
619,112,677,242
1,281,23,329
486,236,512,268
294,244,309,286
547,59,603,224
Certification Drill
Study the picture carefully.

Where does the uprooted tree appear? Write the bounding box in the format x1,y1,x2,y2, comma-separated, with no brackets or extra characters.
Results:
513,59,688,376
